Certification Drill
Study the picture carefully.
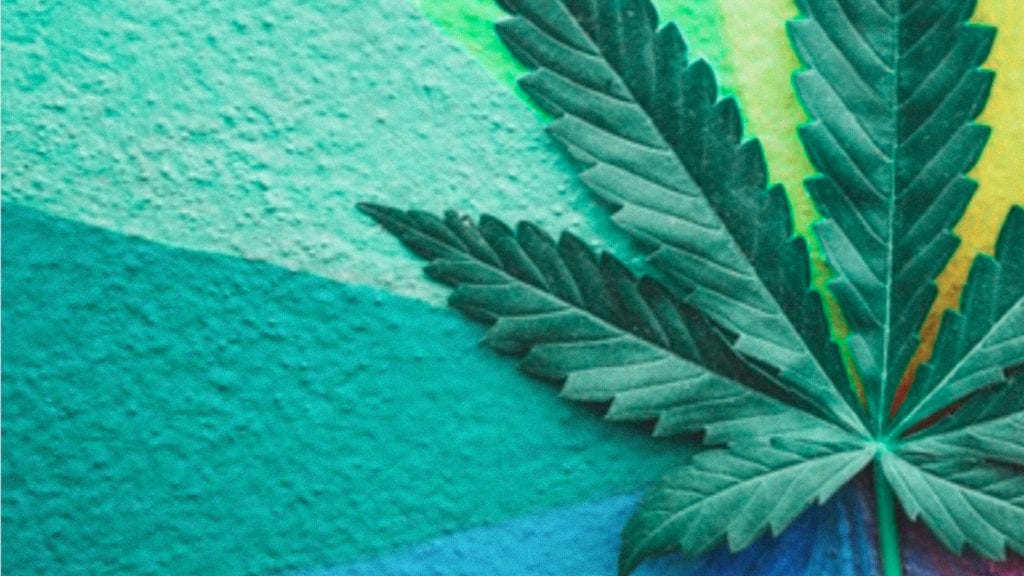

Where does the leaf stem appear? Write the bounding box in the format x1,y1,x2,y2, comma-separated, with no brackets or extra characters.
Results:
874,459,903,576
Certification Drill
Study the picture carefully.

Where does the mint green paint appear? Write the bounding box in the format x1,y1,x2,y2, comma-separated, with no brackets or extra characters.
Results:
1,205,691,576
416,0,736,104
1,0,637,307
413,0,535,108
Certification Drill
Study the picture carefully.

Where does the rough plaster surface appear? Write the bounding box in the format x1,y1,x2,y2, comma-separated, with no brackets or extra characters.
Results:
1,0,637,307
2,206,686,575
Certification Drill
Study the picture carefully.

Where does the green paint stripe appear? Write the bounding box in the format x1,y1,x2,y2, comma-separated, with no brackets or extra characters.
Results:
653,0,736,93
416,0,737,111
2,204,689,576
715,0,817,231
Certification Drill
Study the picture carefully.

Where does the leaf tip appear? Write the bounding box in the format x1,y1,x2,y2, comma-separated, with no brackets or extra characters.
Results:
356,201,399,222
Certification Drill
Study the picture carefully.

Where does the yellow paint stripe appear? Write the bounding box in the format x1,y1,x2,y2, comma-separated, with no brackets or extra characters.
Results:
914,2,1024,373
716,0,818,232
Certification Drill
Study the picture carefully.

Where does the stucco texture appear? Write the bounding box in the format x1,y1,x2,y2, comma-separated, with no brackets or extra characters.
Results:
2,0,1023,575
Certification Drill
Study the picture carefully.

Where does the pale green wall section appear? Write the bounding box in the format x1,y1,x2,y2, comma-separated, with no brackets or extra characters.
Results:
1,0,637,308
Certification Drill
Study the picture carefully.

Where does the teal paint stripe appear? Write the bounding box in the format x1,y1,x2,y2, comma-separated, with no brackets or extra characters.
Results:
1,205,690,576
1,0,636,306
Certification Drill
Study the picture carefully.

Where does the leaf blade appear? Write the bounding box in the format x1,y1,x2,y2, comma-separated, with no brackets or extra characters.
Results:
497,0,865,435
620,440,873,574
882,452,1024,560
893,206,1024,435
899,378,1024,467
359,203,849,447
789,0,997,431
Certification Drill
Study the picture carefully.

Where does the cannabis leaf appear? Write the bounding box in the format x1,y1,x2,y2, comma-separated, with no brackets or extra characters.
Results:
494,0,866,436
356,204,854,445
892,207,1024,435
789,0,997,433
359,0,1024,574
899,370,1024,467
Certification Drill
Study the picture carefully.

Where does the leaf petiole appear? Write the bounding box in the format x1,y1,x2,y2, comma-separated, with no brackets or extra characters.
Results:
874,456,902,576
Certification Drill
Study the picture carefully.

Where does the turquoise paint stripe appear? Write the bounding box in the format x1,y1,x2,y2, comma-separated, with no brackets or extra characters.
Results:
1,0,636,306
1,205,688,576
292,483,878,576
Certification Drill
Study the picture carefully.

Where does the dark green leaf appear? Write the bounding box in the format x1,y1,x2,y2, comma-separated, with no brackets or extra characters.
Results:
495,0,865,435
358,203,850,446
789,0,996,432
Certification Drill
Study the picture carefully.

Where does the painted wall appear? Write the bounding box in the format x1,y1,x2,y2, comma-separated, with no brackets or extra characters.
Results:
3,0,1022,575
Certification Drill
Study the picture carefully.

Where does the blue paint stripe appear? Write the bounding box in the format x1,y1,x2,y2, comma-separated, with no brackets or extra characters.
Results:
295,482,878,576
291,492,690,576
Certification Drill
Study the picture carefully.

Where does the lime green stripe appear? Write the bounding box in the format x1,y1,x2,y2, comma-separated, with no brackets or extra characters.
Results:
414,0,531,104
653,0,735,93
416,0,736,111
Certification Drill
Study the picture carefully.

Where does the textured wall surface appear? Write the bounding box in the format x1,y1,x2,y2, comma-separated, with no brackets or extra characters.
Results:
3,206,683,574
1,1,678,573
3,0,1023,575
1,0,639,307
